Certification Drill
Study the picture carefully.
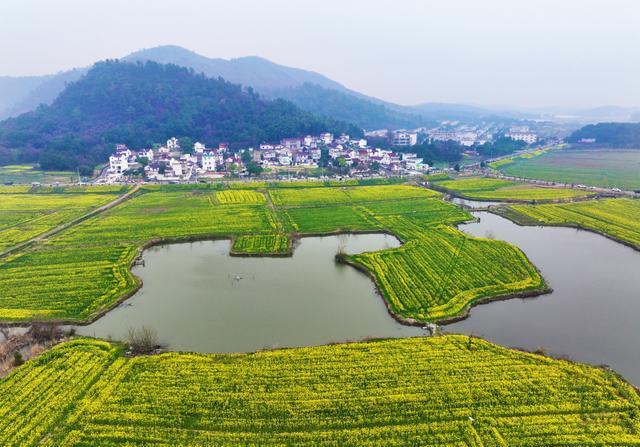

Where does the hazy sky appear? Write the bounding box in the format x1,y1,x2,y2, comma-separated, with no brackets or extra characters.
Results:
2,0,639,108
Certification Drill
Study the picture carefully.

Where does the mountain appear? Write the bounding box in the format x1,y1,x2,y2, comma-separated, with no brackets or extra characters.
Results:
0,45,536,129
412,102,529,122
269,83,429,130
0,70,87,119
0,46,428,129
125,46,349,93
568,122,640,147
0,60,361,170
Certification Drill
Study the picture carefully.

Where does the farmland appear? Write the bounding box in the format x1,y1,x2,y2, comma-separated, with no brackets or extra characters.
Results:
0,183,547,323
497,148,640,191
434,177,595,201
0,189,124,251
0,164,77,185
2,336,640,446
505,198,640,249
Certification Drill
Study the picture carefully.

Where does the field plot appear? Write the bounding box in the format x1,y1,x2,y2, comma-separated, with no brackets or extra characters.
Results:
350,221,545,322
435,177,594,201
269,184,439,206
0,192,120,251
0,184,547,323
231,234,290,255
507,198,640,249
2,336,640,447
498,148,640,191
215,189,265,205
0,164,77,184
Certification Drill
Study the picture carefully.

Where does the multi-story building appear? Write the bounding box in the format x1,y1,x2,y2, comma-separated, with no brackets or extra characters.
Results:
392,131,418,146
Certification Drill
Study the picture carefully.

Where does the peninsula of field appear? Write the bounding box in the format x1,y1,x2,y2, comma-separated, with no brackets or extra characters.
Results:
0,181,546,324
500,198,640,250
431,177,596,202
2,336,640,447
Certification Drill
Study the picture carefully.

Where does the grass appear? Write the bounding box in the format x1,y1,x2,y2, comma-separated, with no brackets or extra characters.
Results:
498,148,640,191
2,336,640,446
0,164,77,184
435,177,595,201
506,198,640,249
0,184,547,323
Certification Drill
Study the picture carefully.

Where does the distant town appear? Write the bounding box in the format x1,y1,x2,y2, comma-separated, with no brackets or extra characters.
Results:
105,124,542,183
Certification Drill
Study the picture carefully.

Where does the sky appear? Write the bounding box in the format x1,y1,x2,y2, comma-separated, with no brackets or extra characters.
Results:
1,0,639,109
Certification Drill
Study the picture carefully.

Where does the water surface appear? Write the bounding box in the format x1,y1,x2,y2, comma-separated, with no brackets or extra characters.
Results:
453,211,640,383
78,234,425,352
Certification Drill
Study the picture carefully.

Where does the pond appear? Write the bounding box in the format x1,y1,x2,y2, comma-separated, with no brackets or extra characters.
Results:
453,211,640,384
76,234,425,353
76,208,640,384
451,197,502,208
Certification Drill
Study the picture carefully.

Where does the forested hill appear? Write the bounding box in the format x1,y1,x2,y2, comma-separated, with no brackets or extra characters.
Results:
267,83,429,130
0,60,361,171
569,122,640,147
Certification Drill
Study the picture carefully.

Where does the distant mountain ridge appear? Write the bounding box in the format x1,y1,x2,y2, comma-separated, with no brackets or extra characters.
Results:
0,45,519,129
0,60,360,170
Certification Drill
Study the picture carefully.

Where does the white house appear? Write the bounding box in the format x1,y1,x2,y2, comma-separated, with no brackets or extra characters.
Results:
507,132,538,144
109,153,129,174
320,133,334,145
167,137,180,151
201,152,217,171
194,142,206,153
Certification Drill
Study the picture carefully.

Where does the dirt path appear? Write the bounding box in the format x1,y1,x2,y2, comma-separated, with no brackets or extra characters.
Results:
0,185,141,260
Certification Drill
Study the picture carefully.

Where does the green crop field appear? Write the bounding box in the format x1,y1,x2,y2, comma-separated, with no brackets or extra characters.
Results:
0,164,78,184
2,336,640,447
497,148,640,191
435,177,595,201
0,184,547,323
506,198,640,249
0,190,123,251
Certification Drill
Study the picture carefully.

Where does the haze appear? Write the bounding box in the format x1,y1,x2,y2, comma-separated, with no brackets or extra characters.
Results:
2,0,639,109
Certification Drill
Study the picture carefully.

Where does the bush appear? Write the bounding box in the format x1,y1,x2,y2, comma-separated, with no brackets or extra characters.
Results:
126,326,159,354
13,351,24,367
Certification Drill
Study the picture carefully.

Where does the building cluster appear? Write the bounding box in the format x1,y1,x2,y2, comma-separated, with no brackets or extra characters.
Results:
107,133,431,182
108,138,238,181
505,126,538,144
423,122,494,147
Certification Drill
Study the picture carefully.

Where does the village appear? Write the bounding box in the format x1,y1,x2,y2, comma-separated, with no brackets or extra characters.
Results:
106,132,433,182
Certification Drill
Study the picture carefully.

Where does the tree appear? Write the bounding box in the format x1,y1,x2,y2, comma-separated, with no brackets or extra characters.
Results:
178,137,194,154
240,150,252,164
246,161,263,176
454,163,461,172
158,161,167,174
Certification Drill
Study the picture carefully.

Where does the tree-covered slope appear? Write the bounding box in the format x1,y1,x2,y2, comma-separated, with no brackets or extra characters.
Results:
569,122,640,147
0,60,361,170
268,83,429,130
